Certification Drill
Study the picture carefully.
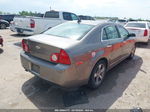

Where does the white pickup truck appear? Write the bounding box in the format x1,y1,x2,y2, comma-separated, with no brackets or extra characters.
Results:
10,11,79,35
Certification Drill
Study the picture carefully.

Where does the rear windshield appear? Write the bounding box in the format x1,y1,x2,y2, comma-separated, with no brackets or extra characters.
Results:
126,23,146,28
44,11,59,18
44,22,94,40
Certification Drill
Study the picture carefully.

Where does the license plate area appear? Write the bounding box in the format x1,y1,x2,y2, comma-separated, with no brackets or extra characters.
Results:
31,63,40,75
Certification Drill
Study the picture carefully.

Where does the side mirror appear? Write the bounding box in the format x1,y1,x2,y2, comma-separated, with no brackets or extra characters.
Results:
128,33,136,37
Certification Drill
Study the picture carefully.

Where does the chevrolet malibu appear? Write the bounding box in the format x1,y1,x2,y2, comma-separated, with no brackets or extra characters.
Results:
20,21,136,89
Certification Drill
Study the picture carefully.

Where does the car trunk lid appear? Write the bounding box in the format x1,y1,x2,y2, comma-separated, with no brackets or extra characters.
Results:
26,34,78,62
126,27,147,37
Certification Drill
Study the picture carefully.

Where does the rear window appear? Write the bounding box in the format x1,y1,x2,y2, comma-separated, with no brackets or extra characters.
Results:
44,22,94,40
118,20,127,22
79,16,94,20
126,23,146,28
44,11,59,18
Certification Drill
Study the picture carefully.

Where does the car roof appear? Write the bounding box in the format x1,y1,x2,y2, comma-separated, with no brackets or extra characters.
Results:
69,20,113,26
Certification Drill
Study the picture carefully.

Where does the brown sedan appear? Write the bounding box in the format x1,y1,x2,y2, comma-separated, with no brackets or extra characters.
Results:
20,21,136,89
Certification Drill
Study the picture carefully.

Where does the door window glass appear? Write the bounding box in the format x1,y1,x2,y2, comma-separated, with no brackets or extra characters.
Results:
105,26,120,39
63,12,72,20
118,25,129,38
102,29,108,40
71,14,78,20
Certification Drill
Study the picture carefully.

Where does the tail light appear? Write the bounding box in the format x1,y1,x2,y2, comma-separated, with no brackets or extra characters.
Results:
144,29,148,36
50,49,71,65
0,37,3,46
22,39,29,52
30,19,35,28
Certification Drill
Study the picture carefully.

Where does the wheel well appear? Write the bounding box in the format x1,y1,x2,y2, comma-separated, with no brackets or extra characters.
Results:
97,58,108,69
88,57,109,84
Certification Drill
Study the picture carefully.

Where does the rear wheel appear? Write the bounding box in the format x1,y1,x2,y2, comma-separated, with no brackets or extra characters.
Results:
0,24,6,29
88,60,107,89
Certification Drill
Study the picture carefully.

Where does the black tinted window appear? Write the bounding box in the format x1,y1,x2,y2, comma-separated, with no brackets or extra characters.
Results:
104,26,120,39
118,25,129,38
63,12,72,20
44,11,59,18
118,20,126,22
79,16,94,20
126,23,146,28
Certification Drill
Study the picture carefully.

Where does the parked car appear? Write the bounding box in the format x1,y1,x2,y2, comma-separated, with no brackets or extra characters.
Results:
78,15,95,20
107,19,117,23
0,19,9,29
10,11,79,35
20,21,136,89
125,21,150,43
0,14,16,23
0,36,3,46
116,19,128,26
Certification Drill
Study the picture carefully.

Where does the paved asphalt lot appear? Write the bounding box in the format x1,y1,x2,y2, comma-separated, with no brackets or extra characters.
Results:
0,29,150,110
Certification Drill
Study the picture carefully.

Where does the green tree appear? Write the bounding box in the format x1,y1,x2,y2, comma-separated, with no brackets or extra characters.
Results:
18,11,42,17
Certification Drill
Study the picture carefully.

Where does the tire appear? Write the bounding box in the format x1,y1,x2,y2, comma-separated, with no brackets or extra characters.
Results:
128,45,136,59
88,60,107,89
0,24,6,29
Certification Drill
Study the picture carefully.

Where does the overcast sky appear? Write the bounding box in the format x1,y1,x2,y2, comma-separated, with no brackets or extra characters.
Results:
0,0,149,19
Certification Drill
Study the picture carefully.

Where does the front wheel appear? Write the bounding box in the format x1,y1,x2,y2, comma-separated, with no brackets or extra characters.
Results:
88,60,107,89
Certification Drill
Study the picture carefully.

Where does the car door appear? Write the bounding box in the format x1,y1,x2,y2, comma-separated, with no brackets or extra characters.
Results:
102,25,123,66
117,25,133,57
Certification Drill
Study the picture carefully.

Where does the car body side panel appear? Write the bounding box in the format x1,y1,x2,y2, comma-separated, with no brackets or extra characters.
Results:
107,39,123,66
121,39,135,57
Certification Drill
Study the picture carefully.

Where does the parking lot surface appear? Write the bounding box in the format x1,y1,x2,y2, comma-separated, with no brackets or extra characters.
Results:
0,29,150,110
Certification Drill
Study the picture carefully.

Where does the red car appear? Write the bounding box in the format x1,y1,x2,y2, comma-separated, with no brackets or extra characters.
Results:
0,36,3,47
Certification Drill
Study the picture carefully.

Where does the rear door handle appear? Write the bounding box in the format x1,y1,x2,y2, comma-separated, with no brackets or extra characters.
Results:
107,45,112,48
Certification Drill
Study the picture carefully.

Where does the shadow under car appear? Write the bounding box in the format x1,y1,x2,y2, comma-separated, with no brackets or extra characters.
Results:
22,55,143,110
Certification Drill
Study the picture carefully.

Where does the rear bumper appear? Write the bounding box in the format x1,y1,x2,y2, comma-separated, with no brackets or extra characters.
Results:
135,36,149,43
10,25,34,35
20,51,80,88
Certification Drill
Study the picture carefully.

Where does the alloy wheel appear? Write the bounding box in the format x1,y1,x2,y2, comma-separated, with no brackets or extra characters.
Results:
94,64,105,86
